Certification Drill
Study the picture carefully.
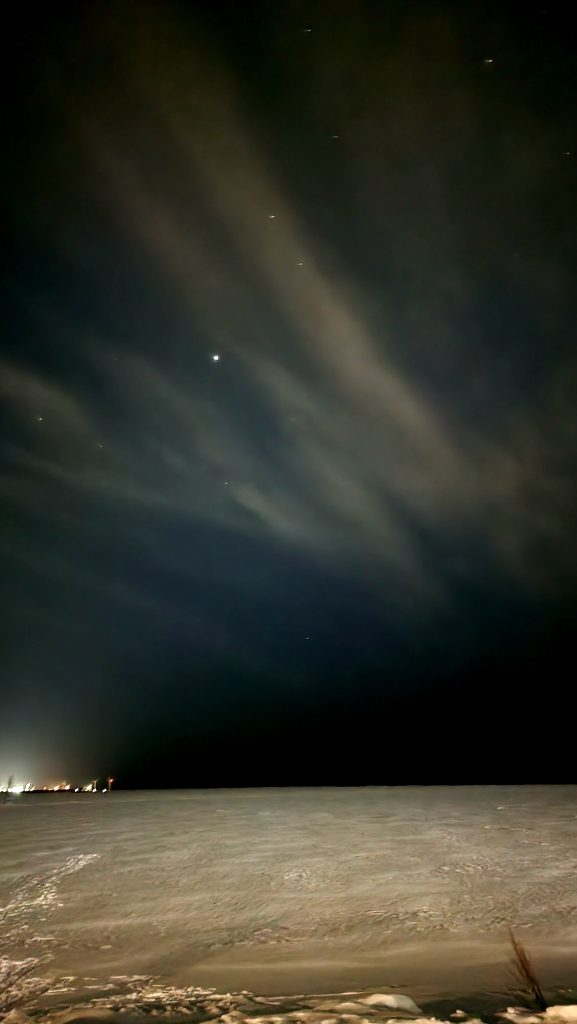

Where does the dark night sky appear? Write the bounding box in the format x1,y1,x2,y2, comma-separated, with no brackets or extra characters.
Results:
1,1,576,786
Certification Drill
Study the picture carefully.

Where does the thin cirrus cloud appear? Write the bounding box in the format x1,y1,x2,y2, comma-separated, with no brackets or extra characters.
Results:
80,80,572,595
3,7,576,618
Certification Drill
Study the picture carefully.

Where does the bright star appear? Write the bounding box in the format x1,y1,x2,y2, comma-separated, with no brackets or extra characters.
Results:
211,353,221,362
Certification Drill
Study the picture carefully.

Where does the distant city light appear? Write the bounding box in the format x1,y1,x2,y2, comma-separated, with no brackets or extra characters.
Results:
1,777,115,795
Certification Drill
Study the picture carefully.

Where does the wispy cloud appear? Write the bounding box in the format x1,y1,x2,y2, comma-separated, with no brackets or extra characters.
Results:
2,2,575,622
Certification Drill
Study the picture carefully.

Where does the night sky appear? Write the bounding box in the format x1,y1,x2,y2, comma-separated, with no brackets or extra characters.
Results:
2,1,576,786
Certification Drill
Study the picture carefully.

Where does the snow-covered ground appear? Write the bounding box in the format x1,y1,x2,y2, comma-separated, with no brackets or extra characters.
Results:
1,787,577,1018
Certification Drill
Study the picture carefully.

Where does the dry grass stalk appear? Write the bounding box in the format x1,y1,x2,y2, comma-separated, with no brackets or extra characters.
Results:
509,928,547,1011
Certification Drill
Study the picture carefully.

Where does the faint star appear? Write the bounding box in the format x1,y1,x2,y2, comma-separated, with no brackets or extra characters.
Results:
96,443,104,449
211,353,221,361
563,151,571,156
296,260,304,267
483,58,494,64
330,134,340,139
303,27,312,33
36,416,43,422
224,480,229,486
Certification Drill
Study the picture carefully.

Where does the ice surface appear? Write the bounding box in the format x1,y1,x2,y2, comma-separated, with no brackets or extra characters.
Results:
1,787,577,1016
